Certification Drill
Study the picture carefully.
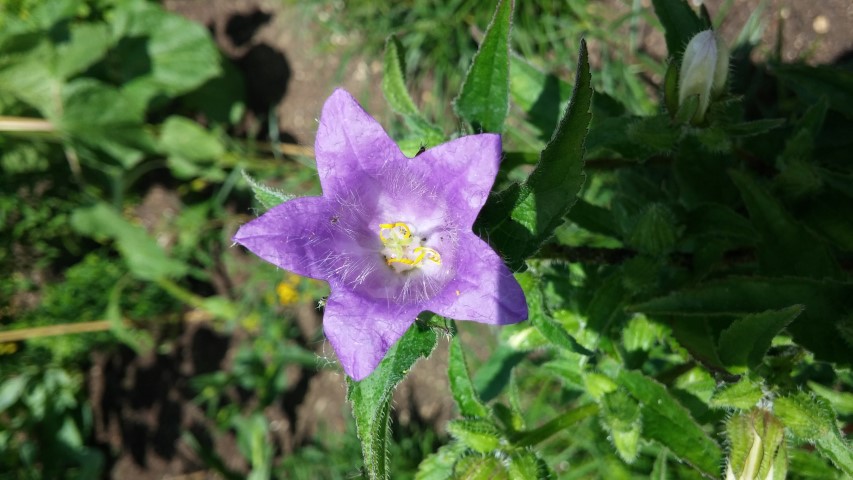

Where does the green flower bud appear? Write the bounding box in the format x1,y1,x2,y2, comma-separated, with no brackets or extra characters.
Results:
678,29,729,123
725,408,787,480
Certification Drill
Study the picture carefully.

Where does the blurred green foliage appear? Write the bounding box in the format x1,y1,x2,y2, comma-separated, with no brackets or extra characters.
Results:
1,0,852,478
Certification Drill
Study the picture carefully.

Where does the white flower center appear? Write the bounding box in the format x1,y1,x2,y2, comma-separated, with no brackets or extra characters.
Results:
378,222,441,273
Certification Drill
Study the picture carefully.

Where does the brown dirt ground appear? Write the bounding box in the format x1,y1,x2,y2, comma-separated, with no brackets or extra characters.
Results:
90,0,851,478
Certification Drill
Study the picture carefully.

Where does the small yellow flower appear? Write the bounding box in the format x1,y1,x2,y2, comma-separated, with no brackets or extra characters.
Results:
275,274,302,305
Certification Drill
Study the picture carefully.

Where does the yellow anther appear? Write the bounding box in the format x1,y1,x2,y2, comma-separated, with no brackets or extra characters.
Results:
379,222,412,244
413,247,441,265
379,221,441,271
387,257,417,266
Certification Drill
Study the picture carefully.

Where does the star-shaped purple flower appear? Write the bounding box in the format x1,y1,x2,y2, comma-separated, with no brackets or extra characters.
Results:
234,89,527,380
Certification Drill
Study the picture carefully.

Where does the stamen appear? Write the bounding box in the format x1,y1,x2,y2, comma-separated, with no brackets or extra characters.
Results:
378,221,441,271
379,222,411,243
413,247,441,265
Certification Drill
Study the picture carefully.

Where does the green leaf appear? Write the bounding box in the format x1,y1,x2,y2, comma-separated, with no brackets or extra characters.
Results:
380,35,444,143
415,443,467,480
675,94,700,124
730,171,840,279
58,78,153,167
478,40,591,267
507,451,548,480
347,323,437,480
683,203,757,243
449,336,489,418
618,370,723,476
622,314,663,352
382,35,419,117
472,346,527,402
663,60,679,117
775,393,853,476
0,374,28,412
624,203,679,256
447,419,502,454
241,171,294,211
232,414,273,480
56,23,111,79
517,272,592,356
160,116,225,162
70,203,188,281
717,306,803,370
509,54,573,139
651,0,705,59
630,277,853,365
600,390,642,463
808,381,853,416
454,455,510,479
109,3,222,104
0,39,60,115
709,377,763,410
453,0,513,133
775,63,853,118
105,281,153,353
723,118,785,137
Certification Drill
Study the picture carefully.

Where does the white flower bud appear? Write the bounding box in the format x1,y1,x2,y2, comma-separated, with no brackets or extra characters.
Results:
678,29,729,123
724,409,787,480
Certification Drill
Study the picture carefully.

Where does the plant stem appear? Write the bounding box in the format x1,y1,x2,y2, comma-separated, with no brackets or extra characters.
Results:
511,403,599,447
0,116,54,132
0,320,112,343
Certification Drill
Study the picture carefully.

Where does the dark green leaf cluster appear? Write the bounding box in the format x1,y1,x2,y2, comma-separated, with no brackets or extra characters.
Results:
348,0,853,478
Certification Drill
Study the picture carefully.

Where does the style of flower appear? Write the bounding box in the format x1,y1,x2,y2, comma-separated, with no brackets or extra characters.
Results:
233,89,528,380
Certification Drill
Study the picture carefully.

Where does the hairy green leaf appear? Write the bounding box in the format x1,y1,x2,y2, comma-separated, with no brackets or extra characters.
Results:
730,171,839,278
717,305,803,371
709,377,763,410
380,35,444,144
775,393,853,476
447,419,502,454
241,171,294,211
382,35,419,117
630,277,853,365
347,323,437,480
449,336,490,418
618,370,723,476
415,443,467,480
454,455,509,479
478,40,591,267
454,0,513,133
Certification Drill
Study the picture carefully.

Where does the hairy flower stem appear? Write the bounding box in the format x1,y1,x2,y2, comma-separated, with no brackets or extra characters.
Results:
511,403,599,447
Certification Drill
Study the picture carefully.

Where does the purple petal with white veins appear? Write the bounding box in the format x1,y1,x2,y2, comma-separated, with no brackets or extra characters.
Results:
322,288,420,380
410,134,502,228
233,196,335,280
315,89,405,197
427,233,527,325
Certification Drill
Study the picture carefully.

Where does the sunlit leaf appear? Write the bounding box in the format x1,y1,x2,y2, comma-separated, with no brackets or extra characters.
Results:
454,0,513,133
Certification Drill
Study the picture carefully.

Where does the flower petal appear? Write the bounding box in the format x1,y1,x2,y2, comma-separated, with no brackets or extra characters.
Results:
233,196,334,280
323,288,420,380
410,134,501,228
315,89,404,197
427,233,527,325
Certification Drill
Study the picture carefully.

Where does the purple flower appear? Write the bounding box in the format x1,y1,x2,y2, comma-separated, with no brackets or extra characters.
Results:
234,89,527,380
